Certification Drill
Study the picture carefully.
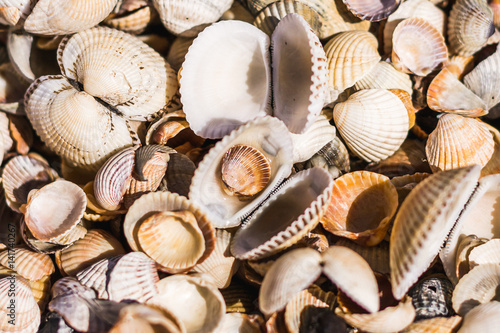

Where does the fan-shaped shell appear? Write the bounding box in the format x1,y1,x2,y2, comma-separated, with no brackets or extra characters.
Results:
109,303,184,333
335,238,390,275
401,316,462,333
342,0,401,21
458,301,500,333
0,247,54,281
0,0,33,26
425,114,494,172
289,114,336,163
58,26,169,121
469,239,500,268
333,89,409,163
353,61,413,96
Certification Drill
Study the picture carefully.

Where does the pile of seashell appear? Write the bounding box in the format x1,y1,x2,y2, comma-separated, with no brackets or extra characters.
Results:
1,0,500,332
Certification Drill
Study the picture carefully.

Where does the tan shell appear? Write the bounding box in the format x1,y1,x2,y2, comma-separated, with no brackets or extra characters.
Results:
334,238,390,275
321,171,398,246
109,303,184,333
103,1,154,34
217,313,264,333
401,316,462,333
0,247,54,281
0,0,33,26
324,30,381,91
29,274,51,311
353,61,413,96
166,37,195,72
458,301,500,333
454,235,487,282
55,229,126,276
468,239,500,268
390,165,481,300
24,0,118,35
425,114,494,172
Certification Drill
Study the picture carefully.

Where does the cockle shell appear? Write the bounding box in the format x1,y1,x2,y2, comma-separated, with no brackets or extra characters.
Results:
304,136,350,179
166,37,194,72
342,0,401,21
468,239,500,268
321,171,398,246
335,238,390,275
29,274,51,311
425,114,494,172
352,61,413,96
390,165,481,300
289,114,336,163
103,0,154,34
333,89,409,163
453,235,487,281
401,316,462,333
0,0,33,26
457,301,500,333
24,0,119,35
0,247,54,281
108,303,184,333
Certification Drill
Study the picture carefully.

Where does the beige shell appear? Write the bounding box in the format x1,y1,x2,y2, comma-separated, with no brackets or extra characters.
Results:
453,235,487,282
0,247,54,281
324,30,381,91
390,165,481,300
24,0,118,35
217,313,264,333
108,303,184,333
103,1,154,34
290,114,336,163
166,37,195,72
335,238,390,275
55,229,126,276
482,122,500,176
401,316,462,333
448,0,495,56
123,191,215,273
333,89,409,163
457,301,500,333
425,114,494,172
0,0,33,26
468,239,500,268
343,0,402,21
353,61,413,96
147,274,226,333
304,136,350,179
29,274,51,311
391,17,447,76
320,171,398,246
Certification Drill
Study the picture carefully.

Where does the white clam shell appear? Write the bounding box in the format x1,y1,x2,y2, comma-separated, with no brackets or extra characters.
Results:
290,114,336,163
457,301,500,333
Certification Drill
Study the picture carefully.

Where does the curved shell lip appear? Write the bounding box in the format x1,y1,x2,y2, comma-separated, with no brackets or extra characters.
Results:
230,167,333,260
188,116,294,229
342,0,402,21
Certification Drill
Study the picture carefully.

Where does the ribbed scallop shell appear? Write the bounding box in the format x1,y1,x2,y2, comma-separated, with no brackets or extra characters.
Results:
103,2,153,34
29,274,51,311
0,247,54,281
391,17,447,76
51,276,96,299
425,114,494,172
321,171,398,246
271,13,328,134
452,264,500,316
342,0,401,21
163,153,196,198
335,238,390,275
147,274,226,333
458,301,500,333
482,123,500,177
55,229,125,276
333,89,409,163
468,239,500,268
166,37,194,72
24,179,87,242
109,303,184,333
0,275,40,333
289,114,336,163
2,154,58,212
353,61,413,96
304,136,350,179
453,235,486,281
24,75,134,171
401,316,462,333
179,20,271,139
324,31,381,91
448,0,495,56
153,0,233,37
231,168,333,260
58,27,169,121
189,116,293,228
24,0,118,35
0,0,33,26
123,191,215,273
390,165,481,300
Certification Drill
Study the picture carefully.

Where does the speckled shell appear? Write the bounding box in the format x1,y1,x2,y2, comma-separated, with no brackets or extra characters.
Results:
408,275,454,320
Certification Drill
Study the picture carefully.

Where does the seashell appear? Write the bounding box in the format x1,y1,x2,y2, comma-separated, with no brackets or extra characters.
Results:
453,234,487,282
320,171,398,246
28,274,51,311
391,17,447,76
124,191,215,273
221,281,258,313
24,179,86,244
383,0,446,55
24,0,118,35
452,264,500,316
24,75,134,171
353,61,413,96
147,274,226,333
58,26,170,121
425,114,494,172
103,0,154,34
7,29,36,83
0,247,54,281
8,114,33,155
457,301,500,333
0,61,31,116
153,0,233,37
284,285,336,333
468,239,500,268
289,114,336,163
51,276,96,299
189,116,293,228
408,275,454,320
335,296,415,333
333,89,409,163
0,274,40,333
389,89,416,128
481,122,500,176
304,136,350,179
217,313,265,333
400,316,462,333
390,165,481,300
335,238,390,275
231,167,333,260
55,229,126,276
108,303,184,333
162,152,196,197
0,0,33,26
253,0,321,37
448,0,495,56
2,154,58,213
166,37,195,72
324,30,381,91
192,228,239,289
342,0,401,21
38,312,74,333
145,110,205,148
221,0,255,23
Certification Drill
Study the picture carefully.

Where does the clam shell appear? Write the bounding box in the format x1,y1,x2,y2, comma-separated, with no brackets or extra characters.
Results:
457,301,500,333
353,61,413,96
24,0,117,35
24,75,134,171
7,28,36,82
189,116,293,228
0,0,33,26
453,235,487,282
335,238,390,275
448,0,495,56
0,247,54,281
166,37,194,72
231,167,333,260
333,89,409,163
342,0,401,21
58,26,169,121
153,0,233,37
55,229,126,276
163,152,196,197
324,30,381,91
390,165,481,300
147,274,226,333
123,191,215,273
391,17,447,76
452,264,500,316
51,276,96,299
29,274,51,311
425,114,494,172
108,303,184,333
289,115,336,164
468,239,500,268
320,171,398,246
400,316,462,333
103,2,153,34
